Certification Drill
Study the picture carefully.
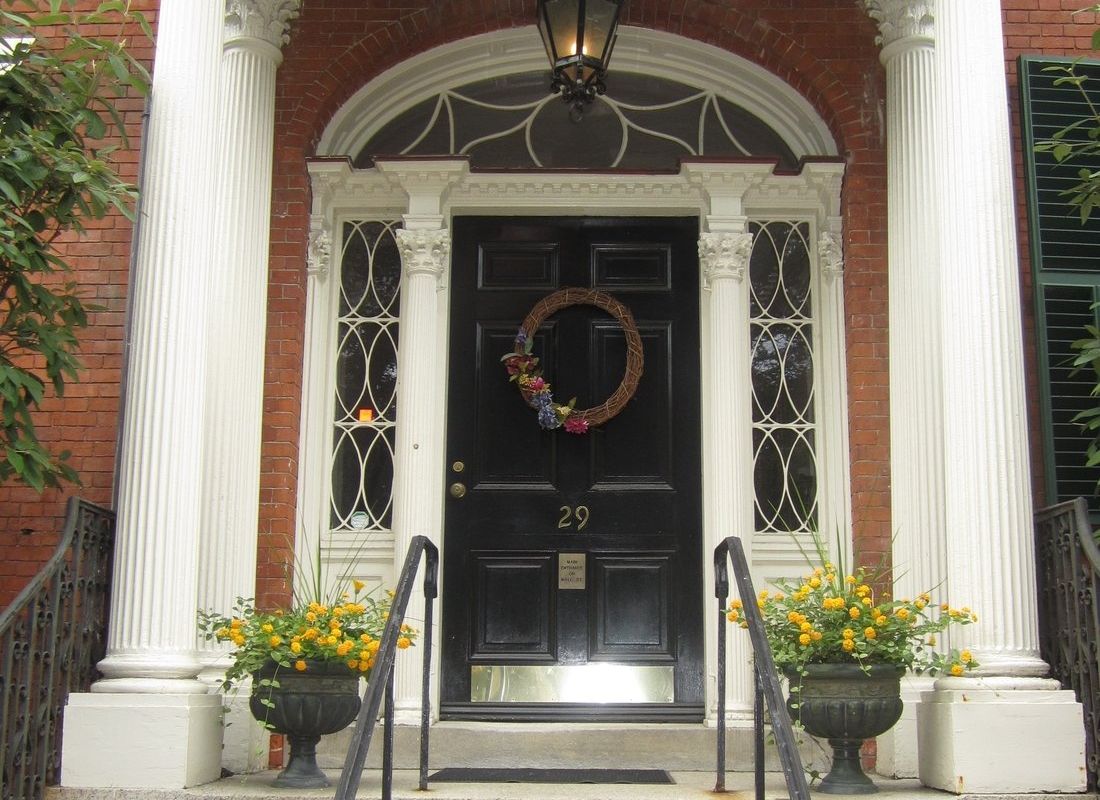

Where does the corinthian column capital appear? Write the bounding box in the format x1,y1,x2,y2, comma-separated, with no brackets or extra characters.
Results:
818,231,845,281
225,0,301,50
864,0,933,51
396,228,451,286
699,231,752,288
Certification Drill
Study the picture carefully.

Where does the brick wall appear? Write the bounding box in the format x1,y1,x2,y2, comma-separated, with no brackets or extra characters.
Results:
0,3,156,608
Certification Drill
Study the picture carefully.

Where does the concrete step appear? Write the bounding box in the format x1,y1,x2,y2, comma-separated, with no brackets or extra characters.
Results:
316,721,810,772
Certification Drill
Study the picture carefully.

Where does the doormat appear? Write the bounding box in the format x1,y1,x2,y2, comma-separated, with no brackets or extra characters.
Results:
428,768,674,784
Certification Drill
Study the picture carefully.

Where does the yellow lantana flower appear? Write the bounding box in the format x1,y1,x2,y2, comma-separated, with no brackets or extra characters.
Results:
864,627,877,639
397,636,412,649
950,663,964,677
295,660,307,671
798,633,811,646
841,639,855,652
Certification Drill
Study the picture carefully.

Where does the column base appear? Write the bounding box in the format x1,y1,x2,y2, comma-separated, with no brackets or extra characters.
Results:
917,682,1086,793
876,674,933,779
61,693,223,788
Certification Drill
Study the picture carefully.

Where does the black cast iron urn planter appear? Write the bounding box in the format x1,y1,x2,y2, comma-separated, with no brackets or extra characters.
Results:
250,659,363,788
785,663,905,795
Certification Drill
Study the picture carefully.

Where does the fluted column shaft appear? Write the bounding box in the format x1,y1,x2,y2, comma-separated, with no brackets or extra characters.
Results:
377,160,467,721
868,1,948,617
197,0,300,671
96,0,225,692
700,229,756,721
933,0,1044,676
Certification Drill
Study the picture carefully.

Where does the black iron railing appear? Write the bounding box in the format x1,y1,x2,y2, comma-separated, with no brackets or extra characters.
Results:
334,535,438,800
714,536,810,800
1035,497,1099,790
0,498,115,800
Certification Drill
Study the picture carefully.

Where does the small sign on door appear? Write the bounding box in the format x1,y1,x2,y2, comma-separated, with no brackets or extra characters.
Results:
558,553,586,590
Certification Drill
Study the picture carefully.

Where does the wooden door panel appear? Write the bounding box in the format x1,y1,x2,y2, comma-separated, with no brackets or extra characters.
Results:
471,554,555,661
479,242,559,289
475,323,556,488
591,244,673,289
591,324,673,489
591,554,673,660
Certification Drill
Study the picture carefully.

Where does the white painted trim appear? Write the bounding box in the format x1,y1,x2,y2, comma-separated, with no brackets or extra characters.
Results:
318,26,837,160
304,161,847,723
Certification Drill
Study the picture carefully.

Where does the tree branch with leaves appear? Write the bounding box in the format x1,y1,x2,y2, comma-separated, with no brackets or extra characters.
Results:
0,0,149,491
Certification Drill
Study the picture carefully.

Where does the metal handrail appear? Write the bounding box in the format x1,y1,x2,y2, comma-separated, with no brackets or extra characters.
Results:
714,536,810,800
333,535,439,800
1035,497,1099,790
0,498,115,800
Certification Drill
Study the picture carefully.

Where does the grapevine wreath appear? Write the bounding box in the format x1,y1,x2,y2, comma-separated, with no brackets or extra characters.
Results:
501,288,644,434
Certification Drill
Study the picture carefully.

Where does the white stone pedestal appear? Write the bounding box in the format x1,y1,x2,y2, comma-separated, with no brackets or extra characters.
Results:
61,693,224,788
917,680,1086,794
876,674,931,779
220,689,270,775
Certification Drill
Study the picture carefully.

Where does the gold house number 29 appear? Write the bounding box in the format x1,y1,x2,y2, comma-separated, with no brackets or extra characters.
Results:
558,505,590,531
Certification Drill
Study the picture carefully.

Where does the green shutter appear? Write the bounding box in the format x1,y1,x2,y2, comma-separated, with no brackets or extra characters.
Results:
1020,56,1100,510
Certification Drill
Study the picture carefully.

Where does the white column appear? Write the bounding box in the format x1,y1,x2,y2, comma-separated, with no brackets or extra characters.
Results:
863,1,941,779
917,0,1086,792
195,0,300,774
376,160,467,723
61,0,225,788
685,163,772,725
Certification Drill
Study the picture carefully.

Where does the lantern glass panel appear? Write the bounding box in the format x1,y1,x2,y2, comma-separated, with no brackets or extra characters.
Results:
584,0,618,61
542,0,580,60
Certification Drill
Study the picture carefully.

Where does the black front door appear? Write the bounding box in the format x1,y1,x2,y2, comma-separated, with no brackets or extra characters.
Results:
441,216,702,720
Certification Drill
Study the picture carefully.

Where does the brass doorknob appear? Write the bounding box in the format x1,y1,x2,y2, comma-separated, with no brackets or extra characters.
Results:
449,482,467,499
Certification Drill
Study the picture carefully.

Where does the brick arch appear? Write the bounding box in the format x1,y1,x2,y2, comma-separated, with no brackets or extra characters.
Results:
276,2,876,161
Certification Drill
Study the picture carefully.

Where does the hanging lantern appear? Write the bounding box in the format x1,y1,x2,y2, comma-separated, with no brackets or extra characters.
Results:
537,0,626,118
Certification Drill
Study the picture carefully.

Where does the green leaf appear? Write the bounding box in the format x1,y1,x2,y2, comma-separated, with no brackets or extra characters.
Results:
0,177,19,205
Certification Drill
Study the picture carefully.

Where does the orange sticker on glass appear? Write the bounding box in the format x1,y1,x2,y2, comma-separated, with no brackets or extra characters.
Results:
358,408,374,423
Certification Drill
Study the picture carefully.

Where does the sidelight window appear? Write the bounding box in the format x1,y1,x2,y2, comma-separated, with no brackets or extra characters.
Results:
749,220,817,534
329,220,402,536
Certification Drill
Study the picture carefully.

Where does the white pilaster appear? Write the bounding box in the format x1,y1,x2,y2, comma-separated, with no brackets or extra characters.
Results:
195,0,300,774
376,159,468,723
918,0,1085,792
62,0,226,788
685,163,772,725
863,1,942,779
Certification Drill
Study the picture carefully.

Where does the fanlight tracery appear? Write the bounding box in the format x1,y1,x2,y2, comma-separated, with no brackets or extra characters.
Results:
355,72,798,172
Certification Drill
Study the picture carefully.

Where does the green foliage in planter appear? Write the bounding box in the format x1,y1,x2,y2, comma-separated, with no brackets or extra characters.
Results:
0,1,148,491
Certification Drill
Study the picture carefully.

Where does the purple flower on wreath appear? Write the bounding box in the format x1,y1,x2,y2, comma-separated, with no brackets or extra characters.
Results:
533,391,553,409
538,405,560,429
515,329,527,347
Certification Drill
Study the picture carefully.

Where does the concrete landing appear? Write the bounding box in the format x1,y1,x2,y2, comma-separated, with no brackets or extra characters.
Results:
47,770,1098,800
